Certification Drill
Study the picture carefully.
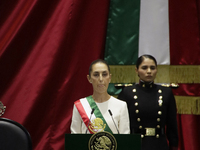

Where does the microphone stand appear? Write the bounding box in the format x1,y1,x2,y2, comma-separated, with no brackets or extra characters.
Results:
108,109,120,134
85,108,95,134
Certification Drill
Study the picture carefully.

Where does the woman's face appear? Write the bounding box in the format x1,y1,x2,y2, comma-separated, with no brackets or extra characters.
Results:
136,58,157,82
87,62,111,94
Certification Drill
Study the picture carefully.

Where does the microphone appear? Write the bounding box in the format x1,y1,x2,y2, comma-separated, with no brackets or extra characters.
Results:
85,108,95,134
108,109,120,134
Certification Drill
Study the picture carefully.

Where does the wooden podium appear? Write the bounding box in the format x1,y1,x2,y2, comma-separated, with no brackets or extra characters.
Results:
65,132,141,150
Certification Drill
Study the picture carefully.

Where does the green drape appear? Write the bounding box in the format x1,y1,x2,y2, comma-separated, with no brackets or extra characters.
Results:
104,0,140,65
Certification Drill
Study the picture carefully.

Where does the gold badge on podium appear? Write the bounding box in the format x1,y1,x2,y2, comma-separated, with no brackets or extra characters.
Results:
88,131,117,150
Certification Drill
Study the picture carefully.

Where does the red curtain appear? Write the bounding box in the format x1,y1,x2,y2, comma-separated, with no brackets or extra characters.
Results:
0,0,110,149
169,0,200,65
169,0,200,150
1,0,200,150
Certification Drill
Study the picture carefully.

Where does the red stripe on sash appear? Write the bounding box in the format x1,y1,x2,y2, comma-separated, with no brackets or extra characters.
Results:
74,100,92,133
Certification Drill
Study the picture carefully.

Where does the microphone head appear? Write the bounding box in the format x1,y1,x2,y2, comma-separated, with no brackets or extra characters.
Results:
91,108,95,114
108,109,112,116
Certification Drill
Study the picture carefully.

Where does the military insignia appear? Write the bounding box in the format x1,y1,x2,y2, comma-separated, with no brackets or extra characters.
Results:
89,118,106,133
88,131,117,150
0,101,6,116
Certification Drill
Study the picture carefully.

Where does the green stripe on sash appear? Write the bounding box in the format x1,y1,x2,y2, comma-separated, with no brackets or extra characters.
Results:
86,96,113,134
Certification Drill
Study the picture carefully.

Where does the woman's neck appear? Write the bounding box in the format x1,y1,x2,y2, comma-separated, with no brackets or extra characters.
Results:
140,79,154,84
92,93,111,103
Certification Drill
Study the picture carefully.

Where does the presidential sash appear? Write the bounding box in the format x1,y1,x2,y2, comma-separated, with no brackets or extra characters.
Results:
74,95,112,134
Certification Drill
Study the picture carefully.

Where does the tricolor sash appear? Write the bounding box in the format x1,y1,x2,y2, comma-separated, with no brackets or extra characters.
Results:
74,95,112,134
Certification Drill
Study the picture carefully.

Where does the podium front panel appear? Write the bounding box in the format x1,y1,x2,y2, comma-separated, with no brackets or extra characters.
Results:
65,134,141,150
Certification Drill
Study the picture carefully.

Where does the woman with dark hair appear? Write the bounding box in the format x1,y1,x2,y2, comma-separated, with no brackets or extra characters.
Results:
70,59,130,134
118,54,178,150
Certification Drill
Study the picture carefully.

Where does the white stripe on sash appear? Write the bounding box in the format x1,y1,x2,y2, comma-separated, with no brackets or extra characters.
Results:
79,98,96,122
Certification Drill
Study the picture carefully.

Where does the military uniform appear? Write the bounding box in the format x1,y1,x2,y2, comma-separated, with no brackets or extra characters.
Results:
118,81,178,150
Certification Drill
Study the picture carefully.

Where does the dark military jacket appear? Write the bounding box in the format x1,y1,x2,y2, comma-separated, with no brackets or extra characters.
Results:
118,82,178,150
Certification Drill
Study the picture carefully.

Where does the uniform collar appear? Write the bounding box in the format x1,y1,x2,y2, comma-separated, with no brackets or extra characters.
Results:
139,80,154,89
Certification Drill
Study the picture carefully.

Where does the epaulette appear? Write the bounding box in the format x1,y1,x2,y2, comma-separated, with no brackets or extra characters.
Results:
161,83,179,89
114,83,134,89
